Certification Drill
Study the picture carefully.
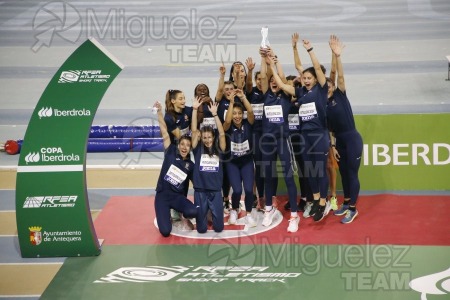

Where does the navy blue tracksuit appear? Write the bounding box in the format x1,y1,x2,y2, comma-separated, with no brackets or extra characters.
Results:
154,144,197,237
327,89,363,206
193,143,224,233
262,90,298,211
226,120,254,212
296,83,330,199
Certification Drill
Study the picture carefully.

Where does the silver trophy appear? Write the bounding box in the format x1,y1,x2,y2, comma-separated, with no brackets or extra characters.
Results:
261,26,270,48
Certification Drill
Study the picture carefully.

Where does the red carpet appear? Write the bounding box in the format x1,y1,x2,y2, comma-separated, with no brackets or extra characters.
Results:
93,194,450,246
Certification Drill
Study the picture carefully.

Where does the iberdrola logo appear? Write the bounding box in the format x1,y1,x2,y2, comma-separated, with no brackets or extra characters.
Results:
38,106,91,118
29,226,43,246
25,152,40,164
24,147,80,164
38,107,53,118
409,267,450,299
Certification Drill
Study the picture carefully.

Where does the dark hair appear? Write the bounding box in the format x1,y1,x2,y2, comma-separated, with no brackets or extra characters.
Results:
286,75,296,81
179,135,192,144
200,126,219,157
176,135,192,159
254,71,261,80
165,89,183,121
286,75,300,88
194,83,210,97
302,65,327,79
232,101,244,113
302,67,317,79
229,61,245,80
229,61,247,88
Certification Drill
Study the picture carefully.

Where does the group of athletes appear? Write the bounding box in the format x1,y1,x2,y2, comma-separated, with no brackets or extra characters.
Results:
153,34,363,237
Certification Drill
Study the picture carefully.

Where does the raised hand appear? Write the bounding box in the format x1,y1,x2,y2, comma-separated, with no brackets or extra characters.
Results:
234,88,245,100
265,46,275,58
259,47,268,57
208,101,219,115
219,61,226,75
302,39,312,51
153,100,162,112
246,57,255,71
192,96,203,110
291,32,299,47
264,54,276,67
329,34,345,57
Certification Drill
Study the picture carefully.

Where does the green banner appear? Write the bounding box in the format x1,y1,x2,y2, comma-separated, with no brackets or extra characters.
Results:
356,114,450,191
15,39,123,257
274,113,450,193
40,244,450,300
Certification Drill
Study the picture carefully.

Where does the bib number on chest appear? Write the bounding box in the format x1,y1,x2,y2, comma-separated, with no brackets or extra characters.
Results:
251,103,264,120
288,113,300,130
264,105,283,123
200,117,217,129
231,140,250,156
299,102,318,122
200,154,220,172
164,164,188,188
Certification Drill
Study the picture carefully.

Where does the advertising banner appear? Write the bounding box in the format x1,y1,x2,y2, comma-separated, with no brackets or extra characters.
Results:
356,114,450,191
16,38,123,257
275,113,450,193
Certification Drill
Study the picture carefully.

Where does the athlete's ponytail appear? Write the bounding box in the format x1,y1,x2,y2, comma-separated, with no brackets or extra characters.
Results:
165,89,182,121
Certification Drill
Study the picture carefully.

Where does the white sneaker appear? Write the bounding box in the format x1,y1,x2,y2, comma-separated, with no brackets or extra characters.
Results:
303,202,313,218
262,208,277,227
324,201,332,217
245,214,257,228
228,209,238,225
287,216,300,233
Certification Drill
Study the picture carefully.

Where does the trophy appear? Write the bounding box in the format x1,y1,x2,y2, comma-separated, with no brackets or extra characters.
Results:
261,26,270,48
